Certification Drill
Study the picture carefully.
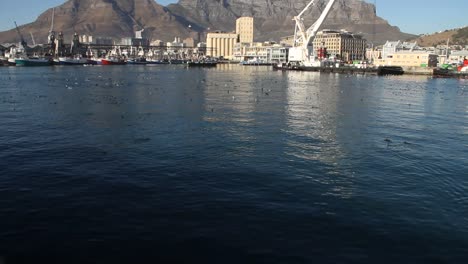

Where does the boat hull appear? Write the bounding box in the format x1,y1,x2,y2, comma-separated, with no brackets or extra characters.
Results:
377,66,404,76
101,59,127,65
58,58,91,65
15,59,52,67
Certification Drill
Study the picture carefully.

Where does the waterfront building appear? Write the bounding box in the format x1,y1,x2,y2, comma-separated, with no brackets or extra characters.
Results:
312,30,367,61
183,38,195,48
233,42,288,63
366,47,382,62
150,40,164,47
280,35,295,47
192,42,207,58
167,37,185,53
382,40,418,59
449,50,468,63
376,51,438,67
94,37,114,45
236,17,254,44
206,31,237,59
79,35,93,44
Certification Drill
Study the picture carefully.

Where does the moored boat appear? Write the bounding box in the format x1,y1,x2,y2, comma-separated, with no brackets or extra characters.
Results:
433,68,455,78
147,59,170,65
187,60,218,67
58,56,90,65
1,57,9,66
101,56,126,65
377,66,404,76
15,57,53,67
127,57,148,65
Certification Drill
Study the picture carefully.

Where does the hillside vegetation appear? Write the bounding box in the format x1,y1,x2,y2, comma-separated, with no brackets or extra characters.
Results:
412,27,468,47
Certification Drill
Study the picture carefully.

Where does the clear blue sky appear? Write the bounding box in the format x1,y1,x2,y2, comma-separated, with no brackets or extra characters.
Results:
0,0,466,35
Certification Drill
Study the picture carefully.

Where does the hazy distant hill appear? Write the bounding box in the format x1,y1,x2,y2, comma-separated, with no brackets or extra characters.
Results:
410,27,468,47
0,0,415,45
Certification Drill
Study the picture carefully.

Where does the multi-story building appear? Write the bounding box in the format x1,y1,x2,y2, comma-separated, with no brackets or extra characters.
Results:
233,42,288,63
280,35,295,47
79,35,93,44
312,30,367,61
206,31,237,59
236,17,254,44
449,50,468,64
382,40,418,59
377,51,438,67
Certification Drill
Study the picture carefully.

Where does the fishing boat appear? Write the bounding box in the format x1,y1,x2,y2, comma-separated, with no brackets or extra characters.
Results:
101,56,127,65
15,57,53,66
0,57,8,66
57,55,91,65
127,57,148,65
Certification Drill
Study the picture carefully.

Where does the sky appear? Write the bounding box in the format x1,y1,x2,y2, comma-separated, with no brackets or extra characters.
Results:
0,0,466,35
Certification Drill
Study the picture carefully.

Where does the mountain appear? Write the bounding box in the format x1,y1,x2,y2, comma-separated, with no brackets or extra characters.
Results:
0,0,194,44
168,0,415,44
0,0,415,45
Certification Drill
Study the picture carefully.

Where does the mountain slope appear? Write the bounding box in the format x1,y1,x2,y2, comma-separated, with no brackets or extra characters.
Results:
168,0,415,44
0,0,191,44
0,0,415,45
410,27,468,47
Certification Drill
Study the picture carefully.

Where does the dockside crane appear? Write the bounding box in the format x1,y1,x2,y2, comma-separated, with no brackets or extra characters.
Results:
288,0,336,66
14,21,27,48
48,8,57,56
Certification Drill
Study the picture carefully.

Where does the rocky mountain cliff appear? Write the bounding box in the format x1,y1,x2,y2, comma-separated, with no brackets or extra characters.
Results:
0,0,415,45
169,0,414,44
0,0,192,44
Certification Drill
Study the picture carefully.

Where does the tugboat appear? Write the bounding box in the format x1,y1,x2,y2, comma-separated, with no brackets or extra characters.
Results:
433,67,455,78
377,66,404,76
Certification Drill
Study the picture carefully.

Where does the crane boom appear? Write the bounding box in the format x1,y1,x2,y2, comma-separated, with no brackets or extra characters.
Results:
14,21,27,48
50,8,55,33
304,0,336,48
289,0,337,66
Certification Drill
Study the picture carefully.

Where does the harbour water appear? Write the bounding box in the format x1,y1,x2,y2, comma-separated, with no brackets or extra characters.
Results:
0,65,467,263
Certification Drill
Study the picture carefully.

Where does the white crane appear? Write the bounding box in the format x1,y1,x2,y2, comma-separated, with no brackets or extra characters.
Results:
288,0,336,66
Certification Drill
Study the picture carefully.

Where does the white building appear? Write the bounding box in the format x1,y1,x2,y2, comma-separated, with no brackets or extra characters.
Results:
233,42,289,63
449,50,468,64
382,41,418,59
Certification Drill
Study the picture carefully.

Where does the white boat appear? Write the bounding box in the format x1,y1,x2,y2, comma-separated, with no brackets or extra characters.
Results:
58,56,90,65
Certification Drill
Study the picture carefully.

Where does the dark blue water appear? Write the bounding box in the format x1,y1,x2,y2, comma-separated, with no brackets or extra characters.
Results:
0,65,467,263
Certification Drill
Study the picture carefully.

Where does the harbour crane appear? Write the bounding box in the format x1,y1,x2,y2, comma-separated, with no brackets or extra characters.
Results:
14,21,27,48
48,8,57,56
288,0,337,66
